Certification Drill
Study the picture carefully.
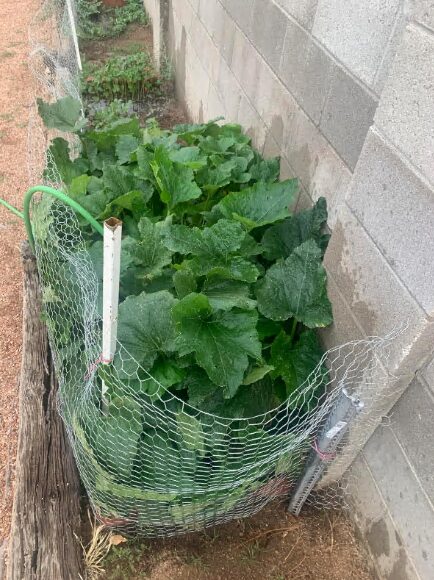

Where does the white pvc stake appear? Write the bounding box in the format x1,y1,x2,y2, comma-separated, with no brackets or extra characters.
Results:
102,218,122,404
66,0,83,71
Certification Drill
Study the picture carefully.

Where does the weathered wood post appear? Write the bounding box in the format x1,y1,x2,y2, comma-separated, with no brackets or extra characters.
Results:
7,242,83,580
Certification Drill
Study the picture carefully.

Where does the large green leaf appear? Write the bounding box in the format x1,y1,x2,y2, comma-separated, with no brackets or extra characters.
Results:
209,179,298,230
176,412,205,456
223,376,283,417
164,219,259,283
173,269,197,298
124,217,173,280
69,174,91,196
150,145,202,210
140,357,186,400
98,188,153,221
196,156,250,193
117,290,178,371
262,197,329,261
163,218,245,257
172,118,223,144
256,239,333,328
169,146,207,169
189,256,259,283
270,329,327,402
172,293,261,398
86,118,141,152
116,134,139,164
138,431,195,490
46,138,89,185
242,364,274,385
182,366,221,409
202,276,256,311
72,191,108,218
37,96,86,132
248,155,280,182
93,396,142,481
102,163,142,199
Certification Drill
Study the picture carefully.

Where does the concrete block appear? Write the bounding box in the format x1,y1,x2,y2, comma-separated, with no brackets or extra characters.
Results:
189,15,221,85
250,0,288,72
373,2,410,95
275,0,318,30
310,147,352,229
172,0,195,35
220,0,254,36
183,40,210,122
374,24,434,185
324,204,434,377
220,9,237,63
391,378,434,503
364,425,434,578
319,269,364,352
350,455,388,528
312,0,402,87
320,66,377,170
206,82,225,121
189,11,210,60
422,357,434,395
217,58,242,122
279,155,295,182
169,13,189,103
294,188,313,213
253,58,279,124
279,18,334,124
188,0,199,13
283,105,352,228
347,129,434,316
262,131,281,159
198,0,225,46
229,27,247,85
411,0,434,30
238,37,263,105
350,456,420,580
236,94,267,152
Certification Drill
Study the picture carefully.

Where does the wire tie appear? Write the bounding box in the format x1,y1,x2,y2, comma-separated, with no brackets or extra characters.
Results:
311,439,336,462
84,354,113,380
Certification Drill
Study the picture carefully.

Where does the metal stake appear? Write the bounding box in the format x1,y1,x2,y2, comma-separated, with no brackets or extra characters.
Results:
288,388,364,515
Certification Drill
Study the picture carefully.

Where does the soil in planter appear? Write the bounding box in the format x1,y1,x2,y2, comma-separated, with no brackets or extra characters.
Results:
80,22,187,128
101,502,374,580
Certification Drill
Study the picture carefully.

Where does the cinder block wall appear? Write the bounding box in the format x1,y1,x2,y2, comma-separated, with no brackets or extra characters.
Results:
145,1,434,577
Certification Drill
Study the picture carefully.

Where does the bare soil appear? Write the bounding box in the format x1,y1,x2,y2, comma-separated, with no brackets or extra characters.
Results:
102,503,374,580
0,0,40,544
81,23,154,64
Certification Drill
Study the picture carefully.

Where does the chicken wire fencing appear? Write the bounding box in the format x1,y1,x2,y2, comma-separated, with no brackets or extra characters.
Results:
27,0,402,538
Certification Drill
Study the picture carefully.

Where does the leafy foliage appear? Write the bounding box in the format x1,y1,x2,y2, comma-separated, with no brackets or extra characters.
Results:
39,99,333,527
77,0,149,40
37,97,86,133
82,51,160,102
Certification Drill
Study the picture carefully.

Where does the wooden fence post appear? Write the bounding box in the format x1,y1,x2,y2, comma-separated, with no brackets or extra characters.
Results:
7,242,83,580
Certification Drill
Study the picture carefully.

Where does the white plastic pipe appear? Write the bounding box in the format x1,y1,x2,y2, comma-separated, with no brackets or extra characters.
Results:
102,218,122,401
66,0,83,71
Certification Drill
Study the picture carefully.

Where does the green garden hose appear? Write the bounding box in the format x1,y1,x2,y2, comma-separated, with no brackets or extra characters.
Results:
0,186,104,252
0,198,24,219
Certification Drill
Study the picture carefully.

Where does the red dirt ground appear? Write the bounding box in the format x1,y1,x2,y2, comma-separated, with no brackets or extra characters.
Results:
0,0,40,544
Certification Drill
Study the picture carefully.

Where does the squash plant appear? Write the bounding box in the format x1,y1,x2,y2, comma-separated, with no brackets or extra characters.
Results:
37,97,333,528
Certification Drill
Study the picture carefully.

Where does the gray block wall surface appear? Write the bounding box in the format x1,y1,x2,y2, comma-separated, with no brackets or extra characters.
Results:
146,1,434,578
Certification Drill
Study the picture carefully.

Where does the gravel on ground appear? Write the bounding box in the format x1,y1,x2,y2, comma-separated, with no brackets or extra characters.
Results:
0,0,39,542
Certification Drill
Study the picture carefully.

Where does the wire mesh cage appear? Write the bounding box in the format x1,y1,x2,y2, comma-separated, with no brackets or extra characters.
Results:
28,0,401,538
